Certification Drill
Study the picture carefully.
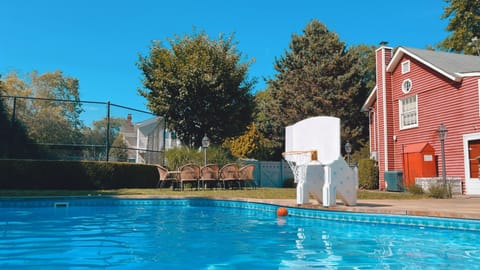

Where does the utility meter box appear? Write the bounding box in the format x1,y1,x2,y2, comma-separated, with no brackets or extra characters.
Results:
385,171,404,192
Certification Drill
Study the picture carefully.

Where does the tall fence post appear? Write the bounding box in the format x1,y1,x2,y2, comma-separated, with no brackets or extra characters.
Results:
105,101,111,162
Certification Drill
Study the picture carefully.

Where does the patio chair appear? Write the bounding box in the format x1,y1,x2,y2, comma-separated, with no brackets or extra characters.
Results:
200,164,220,190
178,163,201,190
219,163,239,189
238,164,256,189
156,165,180,189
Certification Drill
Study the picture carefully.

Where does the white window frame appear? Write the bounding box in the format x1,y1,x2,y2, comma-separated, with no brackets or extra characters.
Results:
401,60,410,74
402,79,412,93
399,95,418,129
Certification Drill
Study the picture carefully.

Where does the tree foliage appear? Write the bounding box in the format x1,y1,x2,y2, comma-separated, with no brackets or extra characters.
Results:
109,133,128,162
437,0,480,55
82,117,126,160
223,123,271,160
257,20,374,159
164,145,233,170
137,31,255,147
2,71,84,147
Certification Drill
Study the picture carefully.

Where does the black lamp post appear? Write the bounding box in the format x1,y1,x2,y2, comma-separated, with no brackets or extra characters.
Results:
202,134,210,166
437,123,448,197
344,141,352,166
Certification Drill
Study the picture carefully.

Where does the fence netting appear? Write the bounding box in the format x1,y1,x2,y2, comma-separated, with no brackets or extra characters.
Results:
1,96,171,165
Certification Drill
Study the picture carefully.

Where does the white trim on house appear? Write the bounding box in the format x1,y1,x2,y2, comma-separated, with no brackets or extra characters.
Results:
387,47,460,82
458,72,480,77
361,86,377,111
401,60,410,74
399,94,418,130
463,133,480,195
381,47,390,170
402,79,412,93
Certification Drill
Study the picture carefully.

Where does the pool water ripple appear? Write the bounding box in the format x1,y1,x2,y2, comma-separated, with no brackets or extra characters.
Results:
0,198,480,269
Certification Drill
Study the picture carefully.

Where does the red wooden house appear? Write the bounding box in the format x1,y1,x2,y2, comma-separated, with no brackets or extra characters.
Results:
362,45,480,195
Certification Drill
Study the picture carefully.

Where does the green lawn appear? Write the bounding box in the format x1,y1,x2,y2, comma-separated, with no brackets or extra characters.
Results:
0,188,425,200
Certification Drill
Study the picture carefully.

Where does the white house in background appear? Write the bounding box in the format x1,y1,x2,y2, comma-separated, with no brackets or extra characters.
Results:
120,114,180,164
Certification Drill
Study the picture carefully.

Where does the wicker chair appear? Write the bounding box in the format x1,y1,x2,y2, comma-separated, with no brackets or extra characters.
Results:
219,163,239,189
156,165,179,188
238,164,256,189
178,163,201,190
200,164,220,189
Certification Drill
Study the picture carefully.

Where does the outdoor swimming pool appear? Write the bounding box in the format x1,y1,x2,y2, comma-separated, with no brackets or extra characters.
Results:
1,198,480,269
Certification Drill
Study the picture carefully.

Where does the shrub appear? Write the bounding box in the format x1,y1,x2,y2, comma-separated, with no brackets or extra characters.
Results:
0,159,158,189
164,145,234,169
406,184,424,195
428,183,452,199
358,158,379,189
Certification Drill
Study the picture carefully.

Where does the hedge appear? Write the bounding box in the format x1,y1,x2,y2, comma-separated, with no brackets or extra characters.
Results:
0,159,159,189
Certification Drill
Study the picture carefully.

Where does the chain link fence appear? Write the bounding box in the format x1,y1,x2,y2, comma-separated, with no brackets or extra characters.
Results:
1,95,174,165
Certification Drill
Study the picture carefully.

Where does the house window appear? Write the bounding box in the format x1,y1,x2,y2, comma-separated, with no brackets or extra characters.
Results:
402,60,410,74
399,95,418,129
402,79,412,93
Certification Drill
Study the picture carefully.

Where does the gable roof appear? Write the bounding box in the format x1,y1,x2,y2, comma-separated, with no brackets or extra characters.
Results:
386,47,480,82
361,86,377,112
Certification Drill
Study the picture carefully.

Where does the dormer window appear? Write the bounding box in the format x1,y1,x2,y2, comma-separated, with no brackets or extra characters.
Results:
402,79,412,93
402,60,410,74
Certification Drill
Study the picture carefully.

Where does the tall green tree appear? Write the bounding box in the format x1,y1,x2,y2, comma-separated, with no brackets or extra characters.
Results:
81,117,126,160
2,71,84,148
109,133,128,162
253,88,284,159
437,0,480,55
261,20,374,159
137,31,255,147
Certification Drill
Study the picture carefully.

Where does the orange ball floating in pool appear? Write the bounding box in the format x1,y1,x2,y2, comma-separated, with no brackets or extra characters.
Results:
277,207,288,216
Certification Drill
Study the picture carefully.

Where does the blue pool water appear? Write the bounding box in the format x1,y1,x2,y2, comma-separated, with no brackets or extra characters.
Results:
1,198,480,269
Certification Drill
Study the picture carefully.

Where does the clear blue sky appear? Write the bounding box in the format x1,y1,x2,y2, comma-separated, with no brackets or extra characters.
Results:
1,0,448,123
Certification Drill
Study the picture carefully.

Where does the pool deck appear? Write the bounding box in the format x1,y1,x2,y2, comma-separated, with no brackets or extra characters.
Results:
121,194,480,220
244,196,480,220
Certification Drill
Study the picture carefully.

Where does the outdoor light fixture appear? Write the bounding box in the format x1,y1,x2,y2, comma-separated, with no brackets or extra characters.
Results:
344,141,352,165
437,123,448,197
202,134,210,166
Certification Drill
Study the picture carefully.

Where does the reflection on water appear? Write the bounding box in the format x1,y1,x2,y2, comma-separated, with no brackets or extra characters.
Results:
1,200,480,269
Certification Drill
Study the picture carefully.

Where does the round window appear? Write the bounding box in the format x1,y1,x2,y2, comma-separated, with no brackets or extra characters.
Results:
402,79,412,93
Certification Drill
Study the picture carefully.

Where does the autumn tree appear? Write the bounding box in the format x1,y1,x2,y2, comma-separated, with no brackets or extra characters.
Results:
437,0,480,55
259,20,374,159
223,123,271,160
137,31,255,147
2,71,84,148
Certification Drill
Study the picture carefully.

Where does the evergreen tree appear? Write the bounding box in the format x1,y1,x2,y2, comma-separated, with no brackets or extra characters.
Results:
261,20,373,159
